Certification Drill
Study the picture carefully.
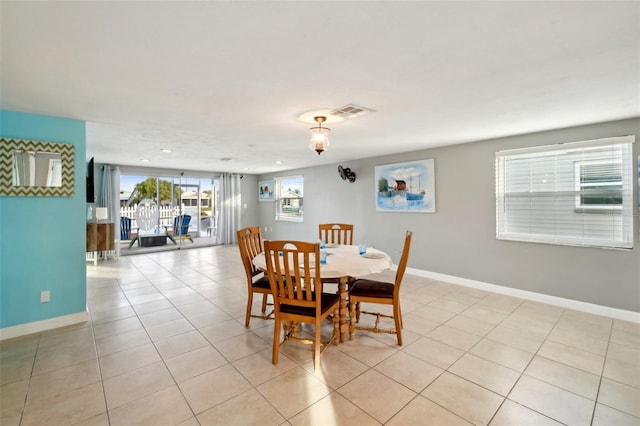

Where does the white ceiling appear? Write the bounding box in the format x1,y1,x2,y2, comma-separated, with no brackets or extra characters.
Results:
1,1,638,175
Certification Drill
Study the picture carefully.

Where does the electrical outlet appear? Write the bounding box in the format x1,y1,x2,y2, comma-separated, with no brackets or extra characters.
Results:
40,290,50,303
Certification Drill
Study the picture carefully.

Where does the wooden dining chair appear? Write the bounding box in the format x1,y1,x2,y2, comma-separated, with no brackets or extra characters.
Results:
318,223,354,245
348,230,413,345
237,226,273,327
264,240,340,373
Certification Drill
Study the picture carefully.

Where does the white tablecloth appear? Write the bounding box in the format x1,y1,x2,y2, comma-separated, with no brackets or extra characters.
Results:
252,244,392,279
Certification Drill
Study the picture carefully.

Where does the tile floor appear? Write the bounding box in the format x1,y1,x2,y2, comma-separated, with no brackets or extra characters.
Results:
1,245,639,426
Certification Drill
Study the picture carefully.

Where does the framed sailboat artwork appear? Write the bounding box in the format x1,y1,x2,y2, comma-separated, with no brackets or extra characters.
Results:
374,159,435,213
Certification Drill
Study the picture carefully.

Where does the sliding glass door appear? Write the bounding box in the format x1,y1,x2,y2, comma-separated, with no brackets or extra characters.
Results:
120,172,219,253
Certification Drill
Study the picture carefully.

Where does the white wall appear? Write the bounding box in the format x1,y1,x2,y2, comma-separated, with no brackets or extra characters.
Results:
256,118,640,312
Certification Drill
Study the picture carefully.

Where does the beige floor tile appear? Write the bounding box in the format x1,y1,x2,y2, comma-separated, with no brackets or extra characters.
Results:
145,317,195,341
489,400,563,426
332,335,398,367
0,379,29,412
256,367,331,419
592,403,640,426
138,307,184,327
509,375,594,426
426,324,482,351
460,304,508,325
1,407,22,426
429,297,471,314
290,392,380,426
98,343,161,379
537,340,604,375
197,388,285,426
73,412,110,426
213,331,271,362
485,324,546,353
603,357,640,388
102,361,175,409
338,369,417,423
95,328,151,357
445,314,496,336
300,347,370,389
154,329,210,359
108,385,193,426
199,318,250,343
1,336,39,360
26,358,101,403
477,294,523,315
92,316,144,339
374,351,443,393
607,342,640,366
411,305,457,323
1,353,35,385
165,345,227,382
402,313,441,336
524,356,601,400
554,316,611,341
32,340,97,375
403,337,464,369
611,327,640,349
180,364,253,414
89,306,136,325
597,378,640,418
547,326,609,356
387,395,472,425
132,298,174,315
20,382,106,426
233,348,297,386
422,372,503,425
38,327,95,352
449,353,520,396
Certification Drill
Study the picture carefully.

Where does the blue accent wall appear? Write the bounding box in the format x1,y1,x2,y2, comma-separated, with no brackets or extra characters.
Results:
0,110,87,328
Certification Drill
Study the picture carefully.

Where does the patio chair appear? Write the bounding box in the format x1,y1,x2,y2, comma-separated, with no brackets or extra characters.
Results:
165,214,193,244
120,216,138,248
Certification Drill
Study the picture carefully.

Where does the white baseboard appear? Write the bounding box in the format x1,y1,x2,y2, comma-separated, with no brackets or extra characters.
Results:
0,311,89,341
405,267,640,324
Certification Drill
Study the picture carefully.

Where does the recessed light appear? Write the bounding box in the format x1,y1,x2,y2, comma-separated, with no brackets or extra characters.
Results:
140,159,150,162
242,167,249,171
275,160,283,165
160,148,172,153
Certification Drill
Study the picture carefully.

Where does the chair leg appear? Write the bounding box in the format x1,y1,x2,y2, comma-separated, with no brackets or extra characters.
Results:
272,317,281,366
393,302,403,346
314,320,322,373
245,291,254,327
261,293,268,313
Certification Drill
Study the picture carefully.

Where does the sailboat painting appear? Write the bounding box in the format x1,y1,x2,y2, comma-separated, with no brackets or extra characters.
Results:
375,159,435,213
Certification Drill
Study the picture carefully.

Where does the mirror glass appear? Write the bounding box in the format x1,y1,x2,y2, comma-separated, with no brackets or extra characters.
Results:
13,150,63,187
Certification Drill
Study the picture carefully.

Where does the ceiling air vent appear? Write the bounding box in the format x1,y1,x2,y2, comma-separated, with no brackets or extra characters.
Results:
328,104,375,120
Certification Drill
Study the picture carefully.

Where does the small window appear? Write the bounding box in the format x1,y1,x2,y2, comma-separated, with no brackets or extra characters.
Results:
496,135,634,249
275,175,304,222
575,161,622,210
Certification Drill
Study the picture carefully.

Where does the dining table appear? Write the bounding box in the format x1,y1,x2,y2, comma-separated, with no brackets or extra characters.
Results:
252,243,393,342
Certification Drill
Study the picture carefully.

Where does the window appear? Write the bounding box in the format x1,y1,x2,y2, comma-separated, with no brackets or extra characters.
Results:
495,136,634,249
275,175,304,222
575,161,622,210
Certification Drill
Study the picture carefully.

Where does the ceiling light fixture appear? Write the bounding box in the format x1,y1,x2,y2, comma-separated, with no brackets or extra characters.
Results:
309,116,330,155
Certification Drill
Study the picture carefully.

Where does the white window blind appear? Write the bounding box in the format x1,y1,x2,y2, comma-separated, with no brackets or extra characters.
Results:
495,135,634,249
275,175,304,222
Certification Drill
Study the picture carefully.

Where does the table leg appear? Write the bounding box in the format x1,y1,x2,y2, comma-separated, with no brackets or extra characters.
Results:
338,276,350,343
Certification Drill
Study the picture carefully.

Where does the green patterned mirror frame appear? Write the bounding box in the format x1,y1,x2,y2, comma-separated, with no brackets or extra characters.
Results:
0,137,75,197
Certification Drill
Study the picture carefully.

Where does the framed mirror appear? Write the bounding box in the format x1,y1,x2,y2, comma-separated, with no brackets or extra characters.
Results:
0,137,75,197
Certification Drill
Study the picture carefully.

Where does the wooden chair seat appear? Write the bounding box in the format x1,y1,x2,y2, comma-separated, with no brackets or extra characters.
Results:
349,280,395,298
